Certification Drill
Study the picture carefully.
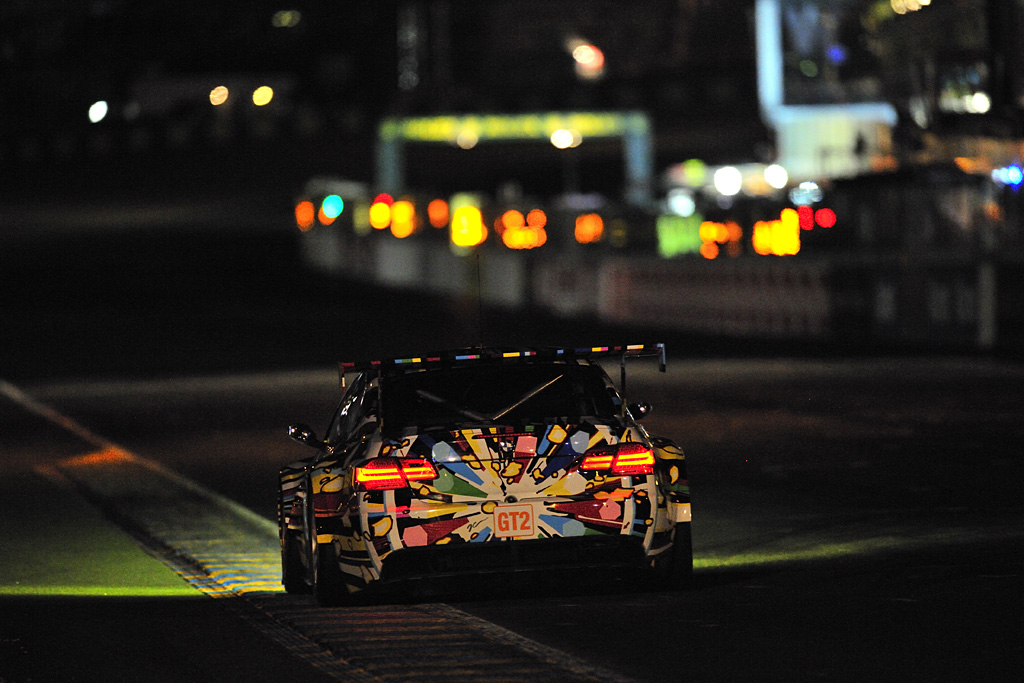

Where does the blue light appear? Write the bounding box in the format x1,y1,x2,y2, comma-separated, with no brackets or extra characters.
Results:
1007,165,1023,187
321,194,344,218
826,44,847,65
992,165,1024,188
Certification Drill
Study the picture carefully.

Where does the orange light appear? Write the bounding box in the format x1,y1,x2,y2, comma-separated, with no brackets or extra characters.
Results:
295,200,315,231
61,447,134,467
700,241,720,259
581,454,615,470
427,199,449,228
317,205,336,226
574,213,604,244
502,209,526,229
501,210,547,249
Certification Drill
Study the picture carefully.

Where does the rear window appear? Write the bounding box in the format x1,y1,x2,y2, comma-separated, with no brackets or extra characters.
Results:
381,362,618,429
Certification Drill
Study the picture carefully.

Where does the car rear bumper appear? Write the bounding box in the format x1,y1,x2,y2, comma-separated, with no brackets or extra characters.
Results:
378,534,648,585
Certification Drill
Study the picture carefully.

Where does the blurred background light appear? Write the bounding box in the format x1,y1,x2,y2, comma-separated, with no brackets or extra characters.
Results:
574,213,604,244
764,164,789,189
667,189,696,217
992,164,1024,188
550,128,582,149
814,207,837,228
451,205,486,248
295,200,315,232
968,92,991,114
427,199,449,228
88,101,108,123
568,38,605,80
390,199,416,238
271,10,302,28
714,166,743,196
456,128,479,149
252,86,274,106
789,181,822,205
209,86,229,106
321,194,344,219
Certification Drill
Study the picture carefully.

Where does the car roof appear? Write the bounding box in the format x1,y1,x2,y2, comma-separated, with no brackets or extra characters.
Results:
338,344,665,379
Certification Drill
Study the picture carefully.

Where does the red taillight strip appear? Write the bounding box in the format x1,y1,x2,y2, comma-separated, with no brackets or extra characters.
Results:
581,453,615,470
401,459,438,481
355,457,438,490
580,443,655,475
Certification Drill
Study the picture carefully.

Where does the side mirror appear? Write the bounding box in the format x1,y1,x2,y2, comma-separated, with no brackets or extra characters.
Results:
288,423,323,448
627,401,652,420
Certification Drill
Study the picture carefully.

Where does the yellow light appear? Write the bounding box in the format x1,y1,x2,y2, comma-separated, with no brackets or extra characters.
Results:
252,86,274,106
753,220,774,255
390,199,416,238
209,86,229,106
699,221,720,243
776,207,801,255
369,201,392,230
752,210,801,256
451,205,486,247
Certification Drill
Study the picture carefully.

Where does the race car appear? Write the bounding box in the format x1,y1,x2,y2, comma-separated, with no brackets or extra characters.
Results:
278,344,691,604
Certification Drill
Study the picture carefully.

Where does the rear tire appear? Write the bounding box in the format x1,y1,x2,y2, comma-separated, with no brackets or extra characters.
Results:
281,532,309,594
654,523,693,590
313,542,350,606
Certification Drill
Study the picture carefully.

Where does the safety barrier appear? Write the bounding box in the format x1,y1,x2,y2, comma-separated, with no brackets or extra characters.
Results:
303,230,837,340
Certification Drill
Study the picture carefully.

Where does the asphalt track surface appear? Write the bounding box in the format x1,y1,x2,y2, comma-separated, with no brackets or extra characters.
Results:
2,221,1023,682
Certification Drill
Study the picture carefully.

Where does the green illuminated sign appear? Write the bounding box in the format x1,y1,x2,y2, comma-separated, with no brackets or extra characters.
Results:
656,214,704,258
379,112,648,143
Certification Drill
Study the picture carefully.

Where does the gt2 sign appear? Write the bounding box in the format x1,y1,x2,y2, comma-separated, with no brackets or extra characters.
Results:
493,504,535,538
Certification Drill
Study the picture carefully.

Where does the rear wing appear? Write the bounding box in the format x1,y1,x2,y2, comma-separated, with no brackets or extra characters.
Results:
337,343,666,388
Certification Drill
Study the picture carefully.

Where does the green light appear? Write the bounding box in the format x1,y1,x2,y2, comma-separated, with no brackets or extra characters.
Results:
321,194,344,219
0,472,200,598
0,584,199,597
380,111,644,143
656,214,704,258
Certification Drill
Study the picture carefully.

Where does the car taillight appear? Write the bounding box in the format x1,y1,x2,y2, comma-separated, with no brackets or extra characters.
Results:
355,457,438,490
581,443,655,475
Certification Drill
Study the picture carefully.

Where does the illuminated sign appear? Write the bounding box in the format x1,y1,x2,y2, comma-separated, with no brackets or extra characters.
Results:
379,112,647,144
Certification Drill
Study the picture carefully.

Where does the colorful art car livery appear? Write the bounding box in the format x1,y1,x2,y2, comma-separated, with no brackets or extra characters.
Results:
278,345,691,604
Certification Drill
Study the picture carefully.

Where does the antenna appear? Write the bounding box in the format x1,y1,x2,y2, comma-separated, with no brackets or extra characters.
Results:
474,250,485,348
